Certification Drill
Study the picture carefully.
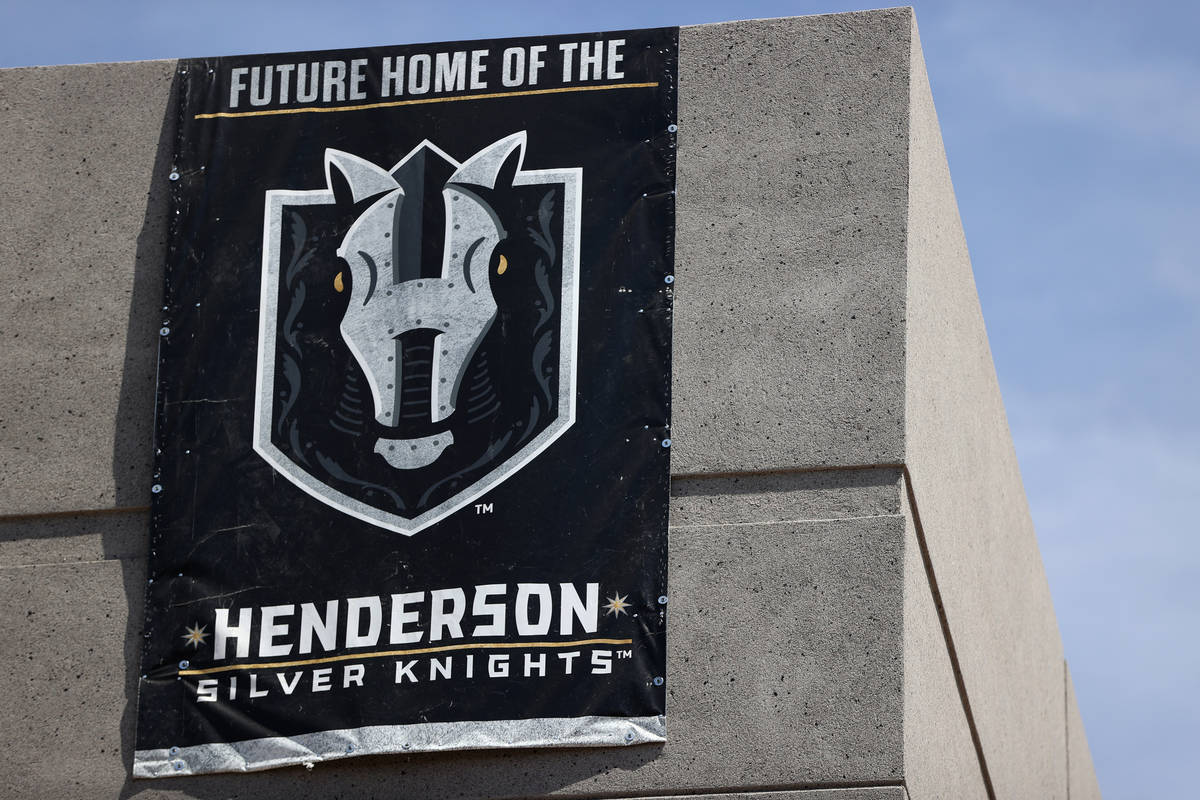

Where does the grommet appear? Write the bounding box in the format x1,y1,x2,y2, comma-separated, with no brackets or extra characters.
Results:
660,438,672,448
664,275,675,284
168,746,179,757
658,595,668,604
624,731,635,742
401,743,412,750
178,660,190,670
168,171,180,181
173,760,184,771
151,484,163,494
653,676,664,686
667,124,678,133
159,327,170,336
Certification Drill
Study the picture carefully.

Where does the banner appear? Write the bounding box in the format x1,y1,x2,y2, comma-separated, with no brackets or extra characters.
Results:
133,28,676,778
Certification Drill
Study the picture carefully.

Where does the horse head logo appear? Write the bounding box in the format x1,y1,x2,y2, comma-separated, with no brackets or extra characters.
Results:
255,132,581,534
328,134,531,469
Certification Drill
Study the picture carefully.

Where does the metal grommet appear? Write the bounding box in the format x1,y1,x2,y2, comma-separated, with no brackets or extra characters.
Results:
667,123,678,133
159,327,170,336
178,660,190,670
658,595,668,605
624,731,635,742
168,171,180,181
661,438,672,448
168,746,180,757
652,676,664,686
664,275,675,284
151,484,163,494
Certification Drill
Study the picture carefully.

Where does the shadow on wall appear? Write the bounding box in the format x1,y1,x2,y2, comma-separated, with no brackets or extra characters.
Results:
107,72,661,799
109,65,176,800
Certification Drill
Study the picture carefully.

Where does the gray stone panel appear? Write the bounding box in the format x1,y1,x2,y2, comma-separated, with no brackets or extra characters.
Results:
0,559,146,800
672,12,909,475
0,510,902,798
1067,665,1103,800
0,60,176,516
904,18,1068,799
900,486,988,800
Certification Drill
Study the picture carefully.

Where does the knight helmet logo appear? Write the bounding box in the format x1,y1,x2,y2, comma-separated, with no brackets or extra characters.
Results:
254,132,581,535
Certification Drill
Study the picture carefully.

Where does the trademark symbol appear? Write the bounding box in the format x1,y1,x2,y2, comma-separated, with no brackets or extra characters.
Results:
617,650,633,659
475,502,494,515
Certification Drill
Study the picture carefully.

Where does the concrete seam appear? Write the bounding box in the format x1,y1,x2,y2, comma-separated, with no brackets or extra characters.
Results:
0,505,150,523
672,513,903,530
901,466,997,800
0,557,123,570
671,463,906,482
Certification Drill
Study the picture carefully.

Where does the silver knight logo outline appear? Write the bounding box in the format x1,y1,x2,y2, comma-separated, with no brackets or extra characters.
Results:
253,132,582,535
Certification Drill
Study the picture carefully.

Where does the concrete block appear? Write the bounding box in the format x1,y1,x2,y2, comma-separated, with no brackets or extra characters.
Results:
0,509,148,566
901,486,988,800
0,510,903,798
672,11,910,474
904,17,1067,799
0,559,145,800
0,60,176,516
1066,665,1103,800
0,11,918,517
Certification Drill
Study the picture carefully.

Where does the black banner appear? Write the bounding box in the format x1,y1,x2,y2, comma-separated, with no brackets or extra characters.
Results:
133,28,676,777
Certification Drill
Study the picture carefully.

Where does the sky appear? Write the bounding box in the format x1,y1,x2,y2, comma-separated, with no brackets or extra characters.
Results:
3,0,1196,796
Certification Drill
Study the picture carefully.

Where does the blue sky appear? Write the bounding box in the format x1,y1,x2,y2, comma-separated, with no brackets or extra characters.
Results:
4,1,1196,796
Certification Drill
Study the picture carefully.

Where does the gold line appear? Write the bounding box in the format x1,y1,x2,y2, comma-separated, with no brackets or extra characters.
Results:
179,637,634,676
195,82,659,120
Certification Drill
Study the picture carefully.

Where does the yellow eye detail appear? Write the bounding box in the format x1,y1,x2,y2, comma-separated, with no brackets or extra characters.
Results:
497,255,508,275
333,271,344,292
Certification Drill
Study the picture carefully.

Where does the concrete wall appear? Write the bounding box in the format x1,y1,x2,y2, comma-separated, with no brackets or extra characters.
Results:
0,7,1099,799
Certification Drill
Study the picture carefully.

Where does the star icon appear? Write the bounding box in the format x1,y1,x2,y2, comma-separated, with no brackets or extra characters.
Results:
181,622,209,649
603,593,631,617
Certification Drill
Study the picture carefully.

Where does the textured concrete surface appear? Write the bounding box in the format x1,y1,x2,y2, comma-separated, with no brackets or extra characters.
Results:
904,17,1068,799
672,11,909,474
0,60,175,516
1067,665,1103,800
0,492,904,799
900,479,989,800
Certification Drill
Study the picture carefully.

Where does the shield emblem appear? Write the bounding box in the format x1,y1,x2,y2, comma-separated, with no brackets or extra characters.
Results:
253,132,581,535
